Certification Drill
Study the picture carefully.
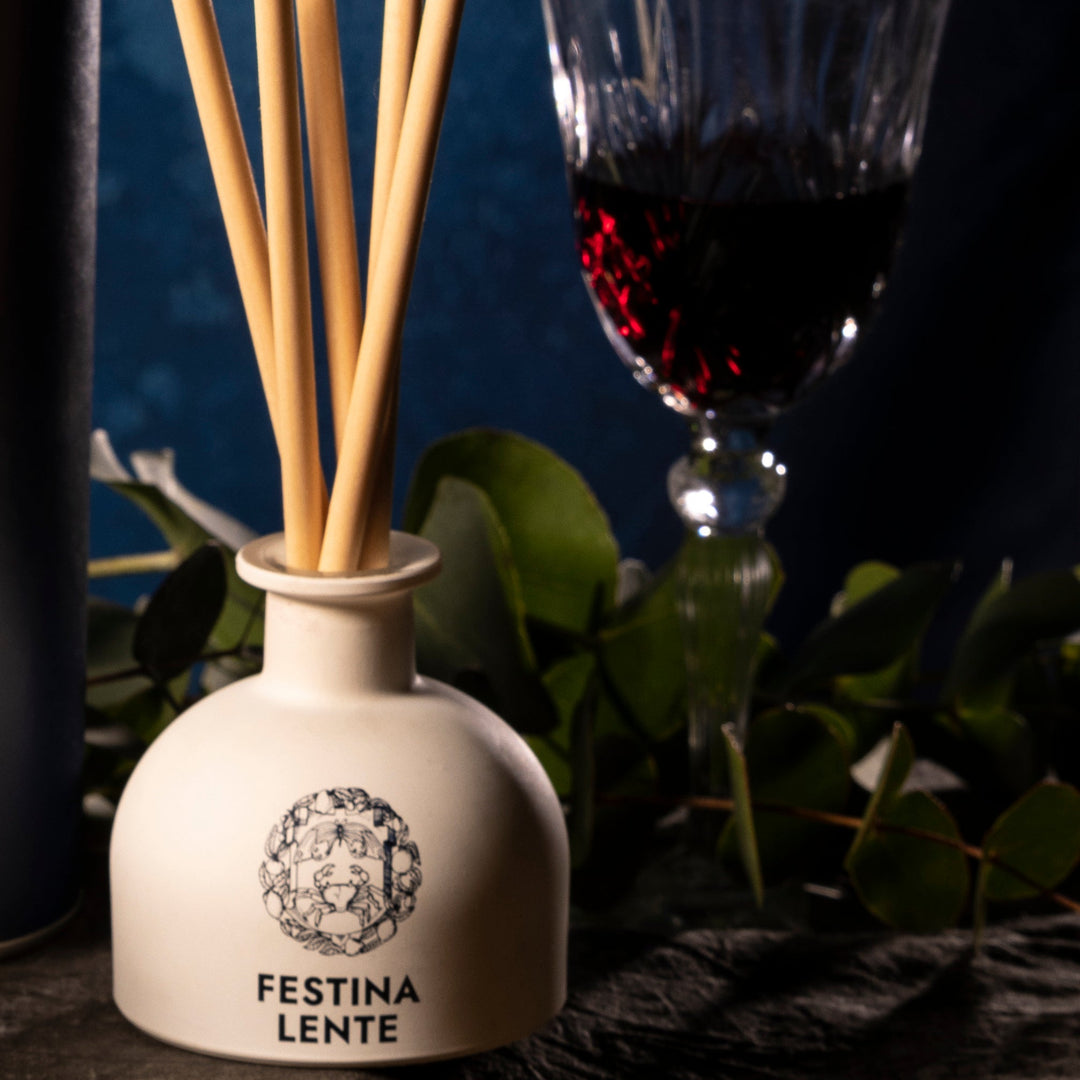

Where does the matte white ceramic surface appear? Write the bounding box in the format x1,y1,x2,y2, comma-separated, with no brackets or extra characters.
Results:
110,533,569,1065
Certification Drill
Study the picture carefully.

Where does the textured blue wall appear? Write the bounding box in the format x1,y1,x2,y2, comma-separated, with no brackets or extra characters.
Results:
91,1,1080,651
90,1,685,584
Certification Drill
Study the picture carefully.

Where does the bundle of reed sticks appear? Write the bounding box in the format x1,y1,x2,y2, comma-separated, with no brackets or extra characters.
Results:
171,0,464,573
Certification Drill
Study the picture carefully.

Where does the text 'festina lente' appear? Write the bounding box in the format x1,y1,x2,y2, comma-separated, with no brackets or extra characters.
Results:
258,972,420,1045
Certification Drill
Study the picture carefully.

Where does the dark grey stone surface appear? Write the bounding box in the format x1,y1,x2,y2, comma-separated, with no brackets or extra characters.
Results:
3,843,1079,1080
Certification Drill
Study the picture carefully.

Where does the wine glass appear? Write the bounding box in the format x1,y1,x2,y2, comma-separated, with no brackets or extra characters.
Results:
540,0,951,821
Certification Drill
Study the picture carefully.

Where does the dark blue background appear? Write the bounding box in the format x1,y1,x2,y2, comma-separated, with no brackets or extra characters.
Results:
91,0,1080,650
91,3,687,575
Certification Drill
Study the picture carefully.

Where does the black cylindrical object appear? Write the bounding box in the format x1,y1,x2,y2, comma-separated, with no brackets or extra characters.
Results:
0,1,100,948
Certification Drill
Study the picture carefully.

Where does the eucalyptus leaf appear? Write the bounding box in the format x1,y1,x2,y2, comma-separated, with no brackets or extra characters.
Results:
980,782,1080,902
569,675,599,868
846,789,969,931
529,652,598,798
832,562,911,703
523,735,572,802
133,544,227,682
95,439,263,656
207,572,265,656
525,652,605,866
723,724,764,907
85,429,1080,930
583,676,660,795
596,562,686,744
833,561,901,612
85,599,152,710
846,723,915,862
594,734,656,796
579,687,660,806
753,631,785,694
415,476,556,735
946,568,1080,711
91,432,256,549
785,563,956,690
800,702,859,760
111,682,182,745
954,560,1013,714
727,704,852,871
956,705,1034,795
404,429,619,634
102,478,219,561
943,561,1016,713
86,597,140,675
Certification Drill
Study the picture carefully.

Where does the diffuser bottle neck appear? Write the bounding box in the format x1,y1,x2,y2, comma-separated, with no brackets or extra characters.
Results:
235,532,442,701
260,590,416,697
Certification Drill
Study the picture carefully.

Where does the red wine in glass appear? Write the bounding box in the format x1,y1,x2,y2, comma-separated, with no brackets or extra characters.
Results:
572,171,909,420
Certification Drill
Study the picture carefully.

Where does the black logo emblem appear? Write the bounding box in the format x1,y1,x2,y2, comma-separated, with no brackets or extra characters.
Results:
260,788,421,956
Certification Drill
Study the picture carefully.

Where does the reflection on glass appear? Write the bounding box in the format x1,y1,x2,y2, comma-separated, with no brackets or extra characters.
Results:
541,0,951,865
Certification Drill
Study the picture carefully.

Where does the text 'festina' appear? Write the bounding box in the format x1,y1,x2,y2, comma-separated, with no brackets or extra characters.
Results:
258,973,420,1045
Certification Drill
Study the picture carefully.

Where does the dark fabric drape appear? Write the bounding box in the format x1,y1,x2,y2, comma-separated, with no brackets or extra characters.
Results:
0,0,100,942
2,884,1078,1080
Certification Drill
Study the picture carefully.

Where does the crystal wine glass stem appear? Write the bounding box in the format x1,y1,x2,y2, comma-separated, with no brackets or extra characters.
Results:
668,420,786,799
679,531,775,790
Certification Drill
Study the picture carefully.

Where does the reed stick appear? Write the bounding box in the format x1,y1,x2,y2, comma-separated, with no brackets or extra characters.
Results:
254,0,326,570
359,378,399,568
171,0,278,433
368,0,421,292
319,0,466,573
359,0,421,570
296,0,363,455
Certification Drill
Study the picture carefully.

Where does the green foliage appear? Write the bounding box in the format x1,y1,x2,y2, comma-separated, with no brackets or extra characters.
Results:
831,562,909,703
847,788,970,931
86,600,148,711
848,723,915,855
722,725,764,908
404,429,619,633
133,544,227,682
594,564,686,744
784,562,956,691
413,475,555,734
946,569,1080,711
843,724,969,930
979,783,1080,901
83,463,265,804
731,705,853,872
87,430,1080,933
101,470,263,656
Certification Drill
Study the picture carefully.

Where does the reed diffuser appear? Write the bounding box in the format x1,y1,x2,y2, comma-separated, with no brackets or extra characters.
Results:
109,1,569,1065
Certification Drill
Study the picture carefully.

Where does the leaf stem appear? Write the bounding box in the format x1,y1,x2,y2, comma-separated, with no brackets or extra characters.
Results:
85,645,261,688
88,550,182,579
159,682,184,716
224,588,266,652
602,792,1080,915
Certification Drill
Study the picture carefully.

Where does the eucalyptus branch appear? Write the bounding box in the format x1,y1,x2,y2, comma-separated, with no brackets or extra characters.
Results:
602,792,1080,916
159,682,184,716
524,612,663,746
85,644,262,688
593,653,654,746
88,550,181,578
229,590,266,652
718,795,1080,915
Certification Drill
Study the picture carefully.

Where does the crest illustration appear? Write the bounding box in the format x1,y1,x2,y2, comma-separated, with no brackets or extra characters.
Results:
259,787,421,956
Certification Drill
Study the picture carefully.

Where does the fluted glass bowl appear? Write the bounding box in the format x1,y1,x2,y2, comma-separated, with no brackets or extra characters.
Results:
542,0,950,424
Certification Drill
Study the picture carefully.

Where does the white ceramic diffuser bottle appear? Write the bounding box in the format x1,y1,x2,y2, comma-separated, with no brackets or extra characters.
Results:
110,532,569,1066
